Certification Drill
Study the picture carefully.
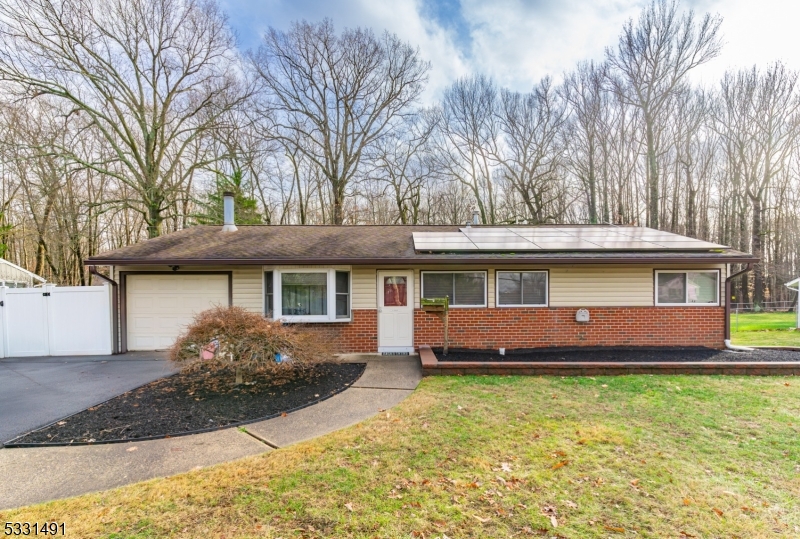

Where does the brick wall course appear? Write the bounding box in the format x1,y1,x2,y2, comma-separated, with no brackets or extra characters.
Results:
413,307,725,350
306,306,725,353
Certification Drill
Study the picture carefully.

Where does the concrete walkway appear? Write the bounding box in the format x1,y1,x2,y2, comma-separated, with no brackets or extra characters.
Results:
0,355,422,510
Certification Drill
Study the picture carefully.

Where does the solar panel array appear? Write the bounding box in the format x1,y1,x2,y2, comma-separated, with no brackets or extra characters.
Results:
412,226,728,252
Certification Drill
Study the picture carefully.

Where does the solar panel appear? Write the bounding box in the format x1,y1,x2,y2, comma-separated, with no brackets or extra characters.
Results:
472,240,541,250
582,241,665,249
507,228,573,236
460,228,521,236
531,239,605,249
646,240,725,249
511,232,576,240
558,230,631,238
414,242,480,251
412,227,728,252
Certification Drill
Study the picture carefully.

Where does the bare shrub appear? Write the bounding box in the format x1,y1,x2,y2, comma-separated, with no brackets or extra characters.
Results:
169,306,334,384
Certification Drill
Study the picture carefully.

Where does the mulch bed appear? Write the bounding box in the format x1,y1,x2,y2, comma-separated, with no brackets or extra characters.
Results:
432,347,800,363
9,362,365,446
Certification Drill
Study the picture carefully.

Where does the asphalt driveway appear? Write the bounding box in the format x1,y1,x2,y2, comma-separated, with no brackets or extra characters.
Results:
0,352,178,444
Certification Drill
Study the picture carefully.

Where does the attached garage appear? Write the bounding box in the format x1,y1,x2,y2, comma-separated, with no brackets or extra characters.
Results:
123,273,231,351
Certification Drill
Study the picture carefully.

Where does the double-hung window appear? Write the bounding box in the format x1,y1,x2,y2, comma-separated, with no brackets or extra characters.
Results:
421,271,486,307
655,270,719,306
265,269,350,322
497,271,548,306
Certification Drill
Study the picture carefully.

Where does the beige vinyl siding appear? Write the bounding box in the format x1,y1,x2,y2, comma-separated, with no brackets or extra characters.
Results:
352,267,377,309
487,269,495,308
549,266,653,306
414,269,421,308
232,266,263,312
113,262,728,313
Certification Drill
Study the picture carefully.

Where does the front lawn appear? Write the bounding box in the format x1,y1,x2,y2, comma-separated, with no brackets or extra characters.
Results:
3,375,799,538
731,311,800,347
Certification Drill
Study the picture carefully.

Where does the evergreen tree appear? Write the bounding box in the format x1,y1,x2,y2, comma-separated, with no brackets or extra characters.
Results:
194,170,263,226
0,212,11,258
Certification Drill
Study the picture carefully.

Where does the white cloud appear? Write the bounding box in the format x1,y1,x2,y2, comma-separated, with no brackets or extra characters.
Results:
461,0,642,90
221,0,800,102
691,0,800,85
349,0,470,102
221,0,469,103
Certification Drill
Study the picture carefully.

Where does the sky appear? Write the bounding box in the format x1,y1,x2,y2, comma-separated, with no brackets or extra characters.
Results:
220,0,800,103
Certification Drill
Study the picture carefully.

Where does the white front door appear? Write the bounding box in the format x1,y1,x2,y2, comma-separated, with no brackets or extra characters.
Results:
377,271,414,353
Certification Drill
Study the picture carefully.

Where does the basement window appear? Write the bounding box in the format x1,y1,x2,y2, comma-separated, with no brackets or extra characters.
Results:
265,269,351,322
655,270,719,306
421,271,486,307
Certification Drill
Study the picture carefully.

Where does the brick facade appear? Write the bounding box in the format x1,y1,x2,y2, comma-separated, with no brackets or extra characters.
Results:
413,307,726,350
313,306,725,353
303,309,378,353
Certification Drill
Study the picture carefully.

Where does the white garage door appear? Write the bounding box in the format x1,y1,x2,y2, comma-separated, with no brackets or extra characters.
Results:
126,274,229,351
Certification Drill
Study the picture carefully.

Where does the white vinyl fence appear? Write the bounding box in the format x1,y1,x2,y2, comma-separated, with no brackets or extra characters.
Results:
0,284,113,358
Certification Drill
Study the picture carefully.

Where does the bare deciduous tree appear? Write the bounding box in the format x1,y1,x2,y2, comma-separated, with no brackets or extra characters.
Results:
563,62,608,224
0,0,247,237
496,78,568,224
434,75,499,224
606,0,722,228
369,110,437,224
251,19,429,225
717,63,800,307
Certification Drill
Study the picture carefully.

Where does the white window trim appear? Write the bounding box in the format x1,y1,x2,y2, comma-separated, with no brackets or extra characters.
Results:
654,269,720,306
495,270,549,307
267,268,351,322
420,270,488,308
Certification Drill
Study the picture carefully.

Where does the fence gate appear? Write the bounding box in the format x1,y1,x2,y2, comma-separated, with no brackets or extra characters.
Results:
0,284,113,358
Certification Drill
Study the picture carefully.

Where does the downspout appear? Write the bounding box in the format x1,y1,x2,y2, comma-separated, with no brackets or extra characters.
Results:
725,263,754,351
89,265,119,355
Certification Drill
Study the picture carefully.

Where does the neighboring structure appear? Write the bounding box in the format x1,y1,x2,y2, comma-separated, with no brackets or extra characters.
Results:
785,277,799,329
85,199,757,354
0,259,46,288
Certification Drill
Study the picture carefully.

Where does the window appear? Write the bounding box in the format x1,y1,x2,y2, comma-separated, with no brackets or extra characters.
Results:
421,271,486,307
282,272,327,316
265,271,274,318
0,281,28,288
655,270,719,306
265,269,350,322
497,271,547,306
335,271,350,319
383,276,408,307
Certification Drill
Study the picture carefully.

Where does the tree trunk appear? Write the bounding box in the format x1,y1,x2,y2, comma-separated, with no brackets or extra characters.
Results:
751,195,764,308
645,115,659,229
588,150,597,224
332,184,345,225
685,164,696,238
146,202,163,238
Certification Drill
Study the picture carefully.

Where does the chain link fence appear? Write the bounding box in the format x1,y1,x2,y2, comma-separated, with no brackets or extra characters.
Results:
730,301,797,313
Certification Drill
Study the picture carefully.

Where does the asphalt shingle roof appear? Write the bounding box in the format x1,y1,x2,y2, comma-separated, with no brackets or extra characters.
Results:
85,225,757,266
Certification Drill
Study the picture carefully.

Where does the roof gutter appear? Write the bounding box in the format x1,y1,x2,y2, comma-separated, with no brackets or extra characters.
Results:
85,255,759,266
89,265,119,355
724,263,755,341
